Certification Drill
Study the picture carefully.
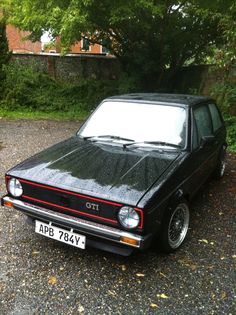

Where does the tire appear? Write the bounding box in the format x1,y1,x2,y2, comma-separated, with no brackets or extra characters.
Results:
160,201,190,253
212,146,226,180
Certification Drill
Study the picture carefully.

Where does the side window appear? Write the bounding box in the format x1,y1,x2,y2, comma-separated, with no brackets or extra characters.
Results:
193,105,213,147
208,103,223,132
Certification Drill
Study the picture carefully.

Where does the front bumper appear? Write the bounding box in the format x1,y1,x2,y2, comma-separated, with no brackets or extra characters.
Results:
1,196,152,254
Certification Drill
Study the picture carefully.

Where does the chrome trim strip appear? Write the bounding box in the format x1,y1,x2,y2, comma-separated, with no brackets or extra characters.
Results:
3,196,144,248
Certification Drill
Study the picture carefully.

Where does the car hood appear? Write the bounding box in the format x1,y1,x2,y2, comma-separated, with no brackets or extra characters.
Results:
7,136,180,206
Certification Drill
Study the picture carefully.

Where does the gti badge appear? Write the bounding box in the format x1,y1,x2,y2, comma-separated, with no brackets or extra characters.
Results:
86,202,99,211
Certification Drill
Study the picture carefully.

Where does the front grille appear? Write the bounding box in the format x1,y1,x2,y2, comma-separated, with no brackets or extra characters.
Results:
19,179,121,227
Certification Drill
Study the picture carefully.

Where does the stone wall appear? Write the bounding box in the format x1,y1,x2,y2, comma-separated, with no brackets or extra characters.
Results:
11,53,121,81
10,53,233,96
169,65,225,95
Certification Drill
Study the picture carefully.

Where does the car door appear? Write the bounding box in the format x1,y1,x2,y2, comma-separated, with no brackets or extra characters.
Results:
186,103,217,194
208,102,226,149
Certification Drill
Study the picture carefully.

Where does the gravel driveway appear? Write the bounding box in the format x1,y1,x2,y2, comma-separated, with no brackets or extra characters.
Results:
0,119,235,315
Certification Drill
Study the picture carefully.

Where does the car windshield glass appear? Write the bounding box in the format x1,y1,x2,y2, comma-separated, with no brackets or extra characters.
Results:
78,101,187,148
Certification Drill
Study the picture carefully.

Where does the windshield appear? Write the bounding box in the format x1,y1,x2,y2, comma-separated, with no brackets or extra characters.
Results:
78,101,187,148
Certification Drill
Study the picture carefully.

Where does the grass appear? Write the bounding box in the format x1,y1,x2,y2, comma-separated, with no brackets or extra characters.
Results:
0,108,90,120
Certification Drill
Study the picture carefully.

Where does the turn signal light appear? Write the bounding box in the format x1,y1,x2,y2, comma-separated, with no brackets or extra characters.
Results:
3,200,13,208
120,236,139,247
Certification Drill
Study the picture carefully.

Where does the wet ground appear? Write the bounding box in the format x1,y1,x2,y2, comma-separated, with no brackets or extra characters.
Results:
0,119,235,315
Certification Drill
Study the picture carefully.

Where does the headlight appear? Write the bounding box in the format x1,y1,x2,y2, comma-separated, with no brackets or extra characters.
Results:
8,178,23,197
118,206,140,229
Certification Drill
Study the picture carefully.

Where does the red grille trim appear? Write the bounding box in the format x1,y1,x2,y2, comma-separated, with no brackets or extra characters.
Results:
20,178,122,207
22,195,118,224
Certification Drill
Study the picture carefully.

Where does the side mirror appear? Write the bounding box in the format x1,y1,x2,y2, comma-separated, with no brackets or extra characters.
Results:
200,135,215,148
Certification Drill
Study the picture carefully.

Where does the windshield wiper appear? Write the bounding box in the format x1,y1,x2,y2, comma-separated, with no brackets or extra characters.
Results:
83,135,134,142
82,136,181,149
123,141,181,149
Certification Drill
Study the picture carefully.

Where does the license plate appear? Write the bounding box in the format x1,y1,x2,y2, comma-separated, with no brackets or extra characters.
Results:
35,221,86,249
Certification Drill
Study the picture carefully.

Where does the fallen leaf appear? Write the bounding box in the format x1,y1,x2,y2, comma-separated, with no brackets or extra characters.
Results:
0,283,5,293
232,255,236,259
221,292,227,300
121,265,127,271
32,250,40,255
48,276,58,285
136,273,145,277
108,290,116,296
157,293,169,299
150,303,158,308
78,304,84,314
178,258,198,270
198,239,208,244
189,264,198,271
159,272,167,278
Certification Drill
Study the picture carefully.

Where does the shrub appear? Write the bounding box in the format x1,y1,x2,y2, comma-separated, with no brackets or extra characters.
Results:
0,61,139,114
0,62,104,112
211,80,236,116
0,19,11,95
210,66,236,152
225,116,236,152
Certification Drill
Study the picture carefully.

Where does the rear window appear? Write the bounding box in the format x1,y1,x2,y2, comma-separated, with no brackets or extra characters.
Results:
208,103,223,132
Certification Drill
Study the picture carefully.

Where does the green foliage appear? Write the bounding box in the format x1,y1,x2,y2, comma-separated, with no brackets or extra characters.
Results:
1,0,230,84
225,116,236,152
212,77,236,152
216,3,236,68
209,3,236,152
213,81,236,152
0,18,11,93
211,78,236,116
0,61,136,114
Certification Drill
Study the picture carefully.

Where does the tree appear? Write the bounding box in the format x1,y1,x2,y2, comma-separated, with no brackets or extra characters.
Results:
0,16,11,92
209,3,236,116
1,0,235,87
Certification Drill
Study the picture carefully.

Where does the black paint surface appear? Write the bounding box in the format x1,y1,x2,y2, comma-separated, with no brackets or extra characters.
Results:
7,136,179,206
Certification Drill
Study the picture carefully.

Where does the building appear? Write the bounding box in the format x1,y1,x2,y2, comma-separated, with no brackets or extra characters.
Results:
6,25,41,53
6,25,108,55
44,36,109,55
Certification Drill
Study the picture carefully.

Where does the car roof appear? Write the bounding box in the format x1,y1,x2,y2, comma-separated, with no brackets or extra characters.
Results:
106,93,214,107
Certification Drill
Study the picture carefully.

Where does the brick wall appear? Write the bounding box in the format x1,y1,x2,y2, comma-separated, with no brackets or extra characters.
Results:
6,24,109,56
44,36,107,55
6,25,42,53
70,41,103,54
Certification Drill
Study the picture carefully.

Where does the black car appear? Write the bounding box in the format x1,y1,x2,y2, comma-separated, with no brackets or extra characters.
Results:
1,94,227,256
